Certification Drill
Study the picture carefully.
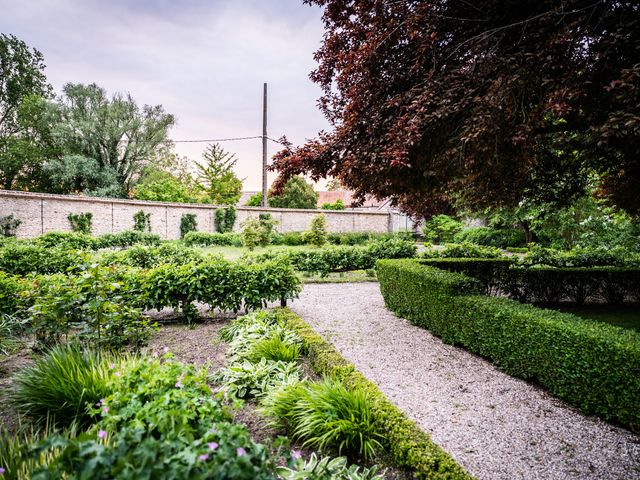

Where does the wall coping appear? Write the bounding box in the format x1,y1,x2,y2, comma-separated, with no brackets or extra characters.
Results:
0,189,390,216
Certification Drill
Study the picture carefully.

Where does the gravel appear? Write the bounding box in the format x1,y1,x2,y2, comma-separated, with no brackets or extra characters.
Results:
290,282,640,480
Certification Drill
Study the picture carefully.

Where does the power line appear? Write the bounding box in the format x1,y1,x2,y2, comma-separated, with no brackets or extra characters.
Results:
166,135,289,145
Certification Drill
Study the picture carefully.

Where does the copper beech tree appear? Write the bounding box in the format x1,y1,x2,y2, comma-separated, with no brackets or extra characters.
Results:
270,1,640,218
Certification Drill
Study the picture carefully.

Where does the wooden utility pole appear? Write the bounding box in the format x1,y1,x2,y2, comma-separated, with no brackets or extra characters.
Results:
261,83,268,207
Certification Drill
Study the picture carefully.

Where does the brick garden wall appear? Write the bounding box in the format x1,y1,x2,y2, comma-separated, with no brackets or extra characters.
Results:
0,190,392,239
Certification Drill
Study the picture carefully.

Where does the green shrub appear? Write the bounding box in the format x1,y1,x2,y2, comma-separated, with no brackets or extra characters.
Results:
95,230,162,249
261,379,383,461
0,244,85,275
0,271,23,315
35,231,97,249
215,205,237,233
241,217,263,251
27,264,155,349
453,226,526,248
274,308,471,479
183,231,239,247
180,213,198,238
377,259,640,431
423,242,505,259
67,212,93,234
10,344,114,427
133,210,152,232
522,245,640,268
282,231,306,246
327,232,370,245
143,258,301,322
305,214,328,247
0,214,22,237
419,257,513,294
422,215,463,244
321,199,346,210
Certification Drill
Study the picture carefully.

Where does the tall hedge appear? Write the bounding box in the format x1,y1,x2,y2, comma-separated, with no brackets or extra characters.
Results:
377,259,640,431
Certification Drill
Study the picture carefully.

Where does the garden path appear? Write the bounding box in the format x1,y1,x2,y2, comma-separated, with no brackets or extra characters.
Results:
289,282,640,480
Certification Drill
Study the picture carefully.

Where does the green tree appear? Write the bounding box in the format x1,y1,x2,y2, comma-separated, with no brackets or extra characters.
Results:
269,176,318,209
0,34,53,190
245,192,262,207
132,166,199,203
195,143,243,205
51,83,175,194
41,154,120,196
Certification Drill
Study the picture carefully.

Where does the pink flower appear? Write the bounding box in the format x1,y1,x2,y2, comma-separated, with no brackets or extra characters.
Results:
114,371,121,377
97,430,107,439
198,453,209,461
102,406,109,414
207,442,219,450
291,450,302,460
236,447,247,457
108,363,115,369
209,426,217,433
175,381,183,389
0,467,5,475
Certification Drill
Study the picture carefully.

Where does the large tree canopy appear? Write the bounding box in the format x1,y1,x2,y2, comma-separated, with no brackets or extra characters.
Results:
271,1,640,217
0,34,53,189
51,83,175,194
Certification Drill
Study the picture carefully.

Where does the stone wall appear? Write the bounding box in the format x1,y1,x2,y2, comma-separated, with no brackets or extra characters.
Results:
0,190,392,239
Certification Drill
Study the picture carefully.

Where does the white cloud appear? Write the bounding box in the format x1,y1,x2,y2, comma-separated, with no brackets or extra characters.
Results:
0,0,329,189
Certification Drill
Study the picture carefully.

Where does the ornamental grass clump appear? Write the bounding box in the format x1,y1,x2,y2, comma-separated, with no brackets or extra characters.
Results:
260,378,383,461
10,343,116,428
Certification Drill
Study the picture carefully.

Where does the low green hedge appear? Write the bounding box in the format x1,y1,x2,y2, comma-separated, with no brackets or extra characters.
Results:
34,231,161,250
182,231,242,247
274,308,472,480
0,244,85,275
377,259,640,431
419,258,513,294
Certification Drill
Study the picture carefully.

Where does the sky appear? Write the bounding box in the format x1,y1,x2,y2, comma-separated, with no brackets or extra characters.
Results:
0,0,330,190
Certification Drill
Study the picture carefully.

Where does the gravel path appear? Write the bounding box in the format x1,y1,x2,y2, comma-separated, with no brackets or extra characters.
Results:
290,282,640,480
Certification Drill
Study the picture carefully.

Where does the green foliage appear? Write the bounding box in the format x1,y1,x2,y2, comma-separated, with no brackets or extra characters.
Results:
95,230,161,249
180,213,198,238
245,191,263,206
423,242,505,259
249,238,416,277
32,230,161,251
327,232,371,246
216,358,301,399
183,231,240,247
247,336,301,363
100,243,203,269
0,243,84,275
41,154,121,196
0,34,52,191
143,258,301,322
67,212,92,234
262,379,383,461
132,166,200,203
224,205,237,232
133,210,151,232
278,453,383,480
241,215,277,250
51,83,175,195
269,176,319,209
30,356,275,479
35,231,95,249
377,259,640,431
522,245,640,268
320,199,346,210
0,313,24,356
0,271,23,315
0,214,21,237
195,143,243,205
305,214,328,247
453,226,526,248
272,308,471,479
27,264,155,349
422,215,463,244
10,344,114,427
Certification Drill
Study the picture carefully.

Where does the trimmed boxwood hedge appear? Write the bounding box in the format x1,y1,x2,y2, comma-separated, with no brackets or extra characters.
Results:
377,259,640,431
274,308,472,480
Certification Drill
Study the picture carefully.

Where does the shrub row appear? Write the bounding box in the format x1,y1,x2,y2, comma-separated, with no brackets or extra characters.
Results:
251,238,417,276
35,230,162,250
269,231,411,247
420,258,640,304
274,308,472,479
377,259,640,431
453,226,526,248
0,243,86,275
522,245,640,268
183,231,242,247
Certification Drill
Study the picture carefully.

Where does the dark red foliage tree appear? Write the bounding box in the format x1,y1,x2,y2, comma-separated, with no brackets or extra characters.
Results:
270,1,640,218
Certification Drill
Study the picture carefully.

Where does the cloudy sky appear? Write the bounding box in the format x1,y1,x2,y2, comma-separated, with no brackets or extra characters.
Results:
0,0,329,190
